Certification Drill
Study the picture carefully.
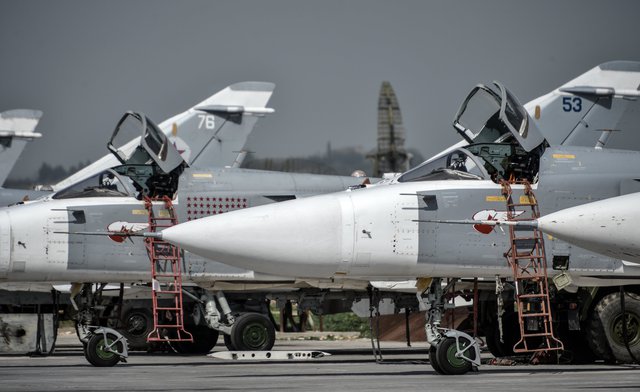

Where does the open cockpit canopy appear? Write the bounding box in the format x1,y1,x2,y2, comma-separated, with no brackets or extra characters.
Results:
399,82,546,184
108,112,185,174
453,82,545,152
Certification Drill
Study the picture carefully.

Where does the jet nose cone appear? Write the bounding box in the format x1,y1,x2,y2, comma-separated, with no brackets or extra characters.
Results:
162,194,350,277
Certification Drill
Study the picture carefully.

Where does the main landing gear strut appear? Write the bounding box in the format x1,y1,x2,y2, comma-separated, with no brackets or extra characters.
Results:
420,278,481,375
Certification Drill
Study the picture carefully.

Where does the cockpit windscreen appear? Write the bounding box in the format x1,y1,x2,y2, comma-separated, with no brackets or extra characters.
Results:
52,170,135,199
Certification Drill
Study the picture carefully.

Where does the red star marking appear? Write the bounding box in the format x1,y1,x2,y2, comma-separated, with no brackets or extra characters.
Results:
225,204,229,209
187,197,191,201
187,210,191,215
242,203,247,208
206,197,210,201
200,197,204,201
206,204,210,208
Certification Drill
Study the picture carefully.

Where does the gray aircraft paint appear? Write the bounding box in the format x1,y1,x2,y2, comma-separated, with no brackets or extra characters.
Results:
36,167,365,280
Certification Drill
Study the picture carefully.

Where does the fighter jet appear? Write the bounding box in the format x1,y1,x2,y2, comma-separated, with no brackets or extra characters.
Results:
0,109,48,204
159,61,640,372
0,93,373,365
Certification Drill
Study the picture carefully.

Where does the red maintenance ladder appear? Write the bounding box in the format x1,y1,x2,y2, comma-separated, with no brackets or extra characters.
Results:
500,180,563,354
144,196,193,343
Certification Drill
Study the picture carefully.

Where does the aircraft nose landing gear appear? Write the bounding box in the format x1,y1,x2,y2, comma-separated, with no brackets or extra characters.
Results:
84,327,129,367
421,278,481,375
429,330,480,375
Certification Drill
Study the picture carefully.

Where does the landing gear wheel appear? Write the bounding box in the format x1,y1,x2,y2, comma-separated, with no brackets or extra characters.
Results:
175,326,220,354
230,313,276,351
484,312,518,358
224,334,236,351
435,337,475,375
120,308,153,350
85,332,124,367
429,345,446,374
589,292,640,363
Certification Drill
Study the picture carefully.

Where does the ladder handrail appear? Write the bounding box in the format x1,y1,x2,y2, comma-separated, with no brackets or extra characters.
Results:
144,196,193,343
500,180,563,354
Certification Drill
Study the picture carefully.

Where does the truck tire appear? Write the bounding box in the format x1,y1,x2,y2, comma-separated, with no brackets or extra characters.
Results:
589,292,640,363
230,313,276,351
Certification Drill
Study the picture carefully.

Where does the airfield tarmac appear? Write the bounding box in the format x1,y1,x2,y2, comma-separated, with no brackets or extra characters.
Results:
0,332,639,392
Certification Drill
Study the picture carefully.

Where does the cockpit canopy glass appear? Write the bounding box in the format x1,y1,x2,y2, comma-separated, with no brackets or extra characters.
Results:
108,111,185,174
453,82,545,152
52,170,135,199
397,148,487,182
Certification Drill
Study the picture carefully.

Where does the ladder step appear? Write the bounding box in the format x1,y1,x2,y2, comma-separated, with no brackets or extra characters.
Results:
155,324,187,328
520,332,555,338
156,307,181,311
513,274,544,279
518,293,547,299
155,290,181,294
521,312,551,318
155,273,180,278
147,338,194,342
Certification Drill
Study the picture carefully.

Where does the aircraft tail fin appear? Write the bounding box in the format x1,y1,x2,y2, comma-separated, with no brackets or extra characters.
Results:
162,81,275,168
525,61,640,149
0,109,43,186
53,82,274,191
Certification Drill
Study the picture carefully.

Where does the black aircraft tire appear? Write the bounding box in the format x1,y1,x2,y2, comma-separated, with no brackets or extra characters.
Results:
590,292,640,363
484,322,508,358
120,308,153,350
435,337,475,375
224,334,236,351
484,313,518,358
429,345,446,375
85,332,123,367
230,313,276,351
175,326,220,354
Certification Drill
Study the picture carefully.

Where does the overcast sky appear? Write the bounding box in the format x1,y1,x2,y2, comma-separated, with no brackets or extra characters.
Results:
2,0,640,178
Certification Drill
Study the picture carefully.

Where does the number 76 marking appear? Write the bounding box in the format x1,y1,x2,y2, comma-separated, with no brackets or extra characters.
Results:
197,114,216,129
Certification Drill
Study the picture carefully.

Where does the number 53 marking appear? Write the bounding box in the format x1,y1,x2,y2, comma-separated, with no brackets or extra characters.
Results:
562,97,582,112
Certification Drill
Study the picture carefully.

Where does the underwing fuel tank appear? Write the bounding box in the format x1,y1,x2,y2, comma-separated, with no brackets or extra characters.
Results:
536,192,640,263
